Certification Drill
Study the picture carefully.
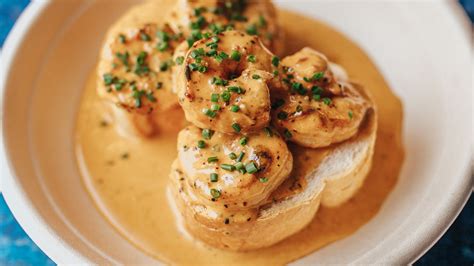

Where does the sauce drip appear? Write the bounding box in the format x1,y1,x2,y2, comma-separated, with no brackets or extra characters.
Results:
76,7,404,265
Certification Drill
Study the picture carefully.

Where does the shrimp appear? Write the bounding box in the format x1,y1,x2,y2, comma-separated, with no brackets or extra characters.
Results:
167,0,284,55
176,125,292,210
97,22,185,137
270,47,372,148
174,30,279,134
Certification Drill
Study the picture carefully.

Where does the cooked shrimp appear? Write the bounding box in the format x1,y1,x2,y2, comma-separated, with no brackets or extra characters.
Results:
270,47,372,148
97,22,185,136
176,125,292,210
174,30,279,134
167,0,284,55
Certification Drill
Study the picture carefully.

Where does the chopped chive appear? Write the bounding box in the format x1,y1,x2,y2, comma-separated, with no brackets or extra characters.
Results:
197,140,206,148
313,94,321,100
230,105,240,112
229,152,237,160
202,129,214,140
202,108,217,118
221,164,235,171
264,127,273,137
232,123,241,133
322,97,332,105
259,177,268,183
210,173,218,182
246,24,258,35
311,86,323,95
277,111,288,120
239,136,248,146
211,104,220,111
228,86,245,94
252,74,261,80
312,72,324,80
245,162,259,174
214,51,229,63
348,111,353,119
235,162,245,171
175,56,185,65
236,152,245,162
284,129,292,139
139,32,151,41
206,49,217,56
103,73,114,85
247,54,256,63
258,15,267,27
157,41,168,51
118,34,126,44
271,56,279,67
208,156,219,163
221,91,231,102
156,31,169,41
230,50,241,61
211,77,228,86
210,93,219,102
271,99,285,109
210,188,221,199
273,70,279,76
197,65,207,73
190,48,205,58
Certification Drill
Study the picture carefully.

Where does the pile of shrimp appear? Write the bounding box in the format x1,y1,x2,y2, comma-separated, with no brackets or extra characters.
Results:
97,0,373,243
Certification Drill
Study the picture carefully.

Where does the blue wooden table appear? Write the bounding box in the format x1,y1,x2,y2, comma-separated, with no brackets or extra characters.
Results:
0,1,472,265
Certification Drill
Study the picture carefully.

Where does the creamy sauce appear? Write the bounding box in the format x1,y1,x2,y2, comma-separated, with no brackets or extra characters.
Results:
76,8,404,266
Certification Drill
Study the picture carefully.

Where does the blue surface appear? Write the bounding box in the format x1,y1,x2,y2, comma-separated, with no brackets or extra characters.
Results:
0,1,472,265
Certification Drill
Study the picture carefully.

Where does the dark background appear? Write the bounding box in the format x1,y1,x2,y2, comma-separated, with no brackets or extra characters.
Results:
0,1,472,265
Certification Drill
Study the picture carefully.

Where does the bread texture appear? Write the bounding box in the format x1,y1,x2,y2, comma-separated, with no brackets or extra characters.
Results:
170,83,377,250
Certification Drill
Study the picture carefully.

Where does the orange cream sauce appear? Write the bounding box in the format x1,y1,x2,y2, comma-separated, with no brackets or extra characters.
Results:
76,7,404,266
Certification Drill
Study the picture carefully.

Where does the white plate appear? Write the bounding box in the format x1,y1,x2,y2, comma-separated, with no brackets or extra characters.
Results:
1,1,472,264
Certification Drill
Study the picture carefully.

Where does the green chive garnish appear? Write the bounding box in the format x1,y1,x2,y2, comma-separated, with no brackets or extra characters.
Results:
211,104,220,111
252,74,261,80
230,50,241,61
211,93,219,102
210,188,221,199
232,123,241,133
208,156,218,163
230,105,240,112
271,56,279,67
277,111,288,120
348,111,353,119
239,137,248,146
197,140,206,148
284,129,292,139
322,97,332,105
246,24,258,35
247,54,256,63
202,108,217,118
235,162,245,171
140,32,151,41
210,173,218,182
202,129,214,140
229,153,237,160
245,162,259,174
118,34,126,44
103,73,114,85
259,177,268,183
264,127,273,137
236,152,245,162
175,56,185,65
221,91,231,102
221,164,235,171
